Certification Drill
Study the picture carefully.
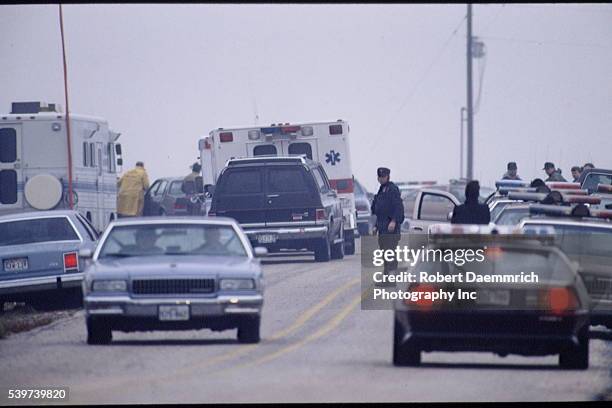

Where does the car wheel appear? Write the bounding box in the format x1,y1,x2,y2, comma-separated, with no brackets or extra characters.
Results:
237,316,261,343
331,225,345,260
344,229,356,255
559,328,589,370
314,237,331,262
87,317,112,345
393,317,421,366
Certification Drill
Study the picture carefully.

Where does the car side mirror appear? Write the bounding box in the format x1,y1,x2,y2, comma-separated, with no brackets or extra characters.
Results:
253,247,268,258
79,248,93,259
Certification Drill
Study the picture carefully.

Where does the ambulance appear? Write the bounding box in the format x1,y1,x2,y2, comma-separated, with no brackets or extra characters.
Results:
199,120,358,254
0,102,123,232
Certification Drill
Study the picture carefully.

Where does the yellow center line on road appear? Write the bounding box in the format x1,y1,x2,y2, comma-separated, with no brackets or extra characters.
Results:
217,285,371,374
74,276,361,396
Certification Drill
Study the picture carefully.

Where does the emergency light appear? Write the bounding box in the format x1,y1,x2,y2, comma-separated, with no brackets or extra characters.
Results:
545,182,581,190
529,203,612,220
597,184,612,194
495,180,529,189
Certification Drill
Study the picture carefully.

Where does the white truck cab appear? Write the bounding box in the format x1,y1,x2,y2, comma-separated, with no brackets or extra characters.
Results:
199,120,358,254
0,102,123,232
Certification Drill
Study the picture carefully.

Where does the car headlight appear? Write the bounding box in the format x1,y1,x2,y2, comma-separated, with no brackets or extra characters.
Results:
92,280,127,292
220,279,255,290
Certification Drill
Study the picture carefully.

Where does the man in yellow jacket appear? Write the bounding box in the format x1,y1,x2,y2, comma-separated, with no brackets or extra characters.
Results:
117,161,150,217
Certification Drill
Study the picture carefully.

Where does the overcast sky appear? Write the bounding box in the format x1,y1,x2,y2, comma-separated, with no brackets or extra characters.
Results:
2,3,611,192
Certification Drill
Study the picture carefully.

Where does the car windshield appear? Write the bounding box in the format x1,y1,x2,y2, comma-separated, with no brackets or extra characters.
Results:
532,224,612,260
98,223,248,258
494,207,530,226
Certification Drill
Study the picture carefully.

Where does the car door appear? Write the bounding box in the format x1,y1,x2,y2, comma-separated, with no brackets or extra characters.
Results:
144,180,166,215
408,189,461,233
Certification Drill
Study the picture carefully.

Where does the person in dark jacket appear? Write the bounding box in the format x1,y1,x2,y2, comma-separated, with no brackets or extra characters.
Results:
501,162,521,180
543,162,567,182
451,180,490,225
371,167,404,276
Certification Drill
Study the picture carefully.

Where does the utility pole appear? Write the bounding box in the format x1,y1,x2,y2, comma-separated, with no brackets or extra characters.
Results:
466,3,474,180
460,107,466,178
59,4,74,209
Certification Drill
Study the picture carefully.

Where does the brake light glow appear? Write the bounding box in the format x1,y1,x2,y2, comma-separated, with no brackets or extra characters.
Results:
63,252,78,271
408,283,436,310
219,132,234,142
542,287,579,315
316,209,326,221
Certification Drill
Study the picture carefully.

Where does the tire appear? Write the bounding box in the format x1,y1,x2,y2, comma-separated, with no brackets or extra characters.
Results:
344,229,356,255
237,316,261,343
86,317,112,345
559,328,589,370
314,237,331,262
393,317,421,366
331,225,345,260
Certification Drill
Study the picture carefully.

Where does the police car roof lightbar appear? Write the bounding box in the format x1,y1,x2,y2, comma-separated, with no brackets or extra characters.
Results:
545,182,581,190
507,191,601,205
495,180,529,189
529,203,612,220
427,223,556,244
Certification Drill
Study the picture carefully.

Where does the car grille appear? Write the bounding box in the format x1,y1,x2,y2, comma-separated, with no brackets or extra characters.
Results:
583,276,612,298
132,279,215,295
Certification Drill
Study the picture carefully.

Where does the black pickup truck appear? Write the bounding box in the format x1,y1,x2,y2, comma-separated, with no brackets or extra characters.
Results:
208,156,346,262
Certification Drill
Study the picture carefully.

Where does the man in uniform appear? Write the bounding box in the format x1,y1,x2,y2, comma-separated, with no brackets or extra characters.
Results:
117,161,150,218
451,180,490,225
543,162,567,182
501,162,521,180
182,162,203,215
571,166,582,183
371,167,404,277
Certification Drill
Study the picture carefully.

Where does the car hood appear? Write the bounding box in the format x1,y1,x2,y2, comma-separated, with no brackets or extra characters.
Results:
87,255,260,279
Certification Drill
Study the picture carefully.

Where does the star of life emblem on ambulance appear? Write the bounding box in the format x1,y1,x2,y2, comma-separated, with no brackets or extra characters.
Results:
325,150,341,166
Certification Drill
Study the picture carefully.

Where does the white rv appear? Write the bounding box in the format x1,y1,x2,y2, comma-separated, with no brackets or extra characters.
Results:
0,102,123,232
198,120,358,254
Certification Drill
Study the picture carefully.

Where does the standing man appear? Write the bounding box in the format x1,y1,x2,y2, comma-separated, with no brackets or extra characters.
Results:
117,161,150,218
571,166,582,183
583,163,595,171
182,162,203,215
371,167,404,276
501,162,521,180
543,162,567,182
451,180,490,225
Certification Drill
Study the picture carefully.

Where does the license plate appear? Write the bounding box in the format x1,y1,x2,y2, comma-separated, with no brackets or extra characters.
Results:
257,234,277,244
3,257,29,272
476,289,510,306
158,305,190,321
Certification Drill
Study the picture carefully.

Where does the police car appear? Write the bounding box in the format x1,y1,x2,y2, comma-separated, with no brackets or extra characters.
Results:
520,203,612,329
199,120,357,254
0,101,123,232
393,224,591,369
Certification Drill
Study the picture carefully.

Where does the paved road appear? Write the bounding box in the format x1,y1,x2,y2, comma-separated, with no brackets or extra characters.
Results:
1,241,611,404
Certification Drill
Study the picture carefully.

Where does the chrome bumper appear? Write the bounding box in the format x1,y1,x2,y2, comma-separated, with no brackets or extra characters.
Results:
243,225,328,241
84,294,264,317
0,273,83,295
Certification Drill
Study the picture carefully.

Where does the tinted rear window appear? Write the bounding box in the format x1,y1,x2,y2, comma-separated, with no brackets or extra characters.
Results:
0,128,17,163
267,167,310,193
220,169,263,194
0,170,18,204
0,217,80,246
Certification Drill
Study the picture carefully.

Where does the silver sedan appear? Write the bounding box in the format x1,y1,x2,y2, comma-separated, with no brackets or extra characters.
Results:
81,216,266,345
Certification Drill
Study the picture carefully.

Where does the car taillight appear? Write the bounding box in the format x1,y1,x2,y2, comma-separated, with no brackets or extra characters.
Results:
174,202,186,209
63,252,78,271
541,287,579,315
219,132,233,142
316,208,326,221
406,283,437,310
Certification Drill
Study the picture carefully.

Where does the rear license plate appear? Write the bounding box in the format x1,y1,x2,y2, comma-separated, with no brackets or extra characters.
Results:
3,257,29,272
476,289,510,306
158,305,190,321
257,234,277,244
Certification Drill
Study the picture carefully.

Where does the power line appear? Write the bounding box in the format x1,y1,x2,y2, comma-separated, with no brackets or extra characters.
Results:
380,14,467,138
479,35,612,49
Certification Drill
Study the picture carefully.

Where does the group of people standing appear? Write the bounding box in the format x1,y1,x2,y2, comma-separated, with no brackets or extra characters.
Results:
501,161,595,183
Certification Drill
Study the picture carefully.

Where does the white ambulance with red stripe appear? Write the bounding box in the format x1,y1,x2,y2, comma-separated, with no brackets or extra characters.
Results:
199,120,358,252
